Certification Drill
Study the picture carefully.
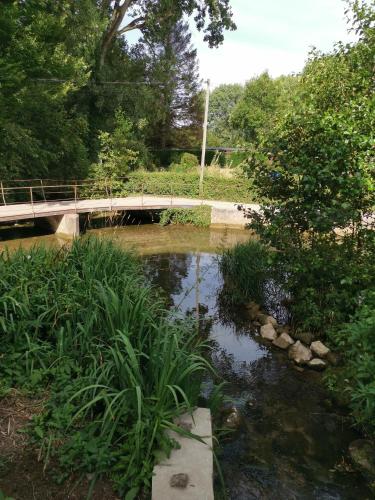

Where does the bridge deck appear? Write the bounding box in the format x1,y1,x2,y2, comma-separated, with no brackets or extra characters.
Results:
0,195,259,223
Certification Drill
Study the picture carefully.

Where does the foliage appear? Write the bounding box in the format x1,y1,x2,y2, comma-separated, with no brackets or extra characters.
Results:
220,240,273,305
228,73,298,145
159,206,211,227
87,110,153,197
0,0,234,181
243,1,375,333
0,238,212,496
328,290,375,437
118,171,254,202
170,152,199,172
139,20,203,149
208,84,244,146
152,149,241,168
0,0,97,180
98,0,236,70
180,152,200,168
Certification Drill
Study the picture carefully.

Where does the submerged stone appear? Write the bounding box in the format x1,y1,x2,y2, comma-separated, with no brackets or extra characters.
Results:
223,407,242,429
349,440,375,479
308,358,327,371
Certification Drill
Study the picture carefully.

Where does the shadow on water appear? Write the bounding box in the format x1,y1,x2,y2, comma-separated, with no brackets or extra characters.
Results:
0,223,371,499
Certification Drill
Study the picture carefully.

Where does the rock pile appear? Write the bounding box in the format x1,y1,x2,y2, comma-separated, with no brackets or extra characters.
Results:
246,301,334,371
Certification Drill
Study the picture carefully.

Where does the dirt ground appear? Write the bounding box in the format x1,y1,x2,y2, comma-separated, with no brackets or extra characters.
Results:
0,391,119,500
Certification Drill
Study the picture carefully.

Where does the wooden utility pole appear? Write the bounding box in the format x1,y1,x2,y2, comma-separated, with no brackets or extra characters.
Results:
199,79,210,197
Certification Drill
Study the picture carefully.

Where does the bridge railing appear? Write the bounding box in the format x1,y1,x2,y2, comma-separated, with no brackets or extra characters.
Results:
0,177,155,207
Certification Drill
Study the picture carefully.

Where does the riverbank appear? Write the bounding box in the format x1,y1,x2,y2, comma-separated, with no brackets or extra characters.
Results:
0,237,211,499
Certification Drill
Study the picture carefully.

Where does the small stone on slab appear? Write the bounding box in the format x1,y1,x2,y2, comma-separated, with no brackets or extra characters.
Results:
170,473,189,489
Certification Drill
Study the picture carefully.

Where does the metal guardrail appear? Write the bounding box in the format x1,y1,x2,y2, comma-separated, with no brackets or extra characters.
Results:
0,178,134,207
0,177,181,212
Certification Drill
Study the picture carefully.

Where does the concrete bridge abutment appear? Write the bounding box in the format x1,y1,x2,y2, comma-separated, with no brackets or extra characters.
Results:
45,213,80,237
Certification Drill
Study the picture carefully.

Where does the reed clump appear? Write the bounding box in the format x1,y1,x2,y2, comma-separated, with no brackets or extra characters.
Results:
0,237,211,496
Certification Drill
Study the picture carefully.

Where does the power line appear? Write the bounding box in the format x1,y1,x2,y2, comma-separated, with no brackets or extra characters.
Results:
0,77,169,86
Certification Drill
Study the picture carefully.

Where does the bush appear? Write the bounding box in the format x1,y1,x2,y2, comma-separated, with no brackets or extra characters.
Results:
159,206,211,227
169,152,199,173
328,291,375,437
0,238,211,496
274,233,375,333
180,152,199,168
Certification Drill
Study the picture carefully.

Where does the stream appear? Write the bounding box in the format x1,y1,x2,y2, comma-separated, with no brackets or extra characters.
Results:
0,223,371,499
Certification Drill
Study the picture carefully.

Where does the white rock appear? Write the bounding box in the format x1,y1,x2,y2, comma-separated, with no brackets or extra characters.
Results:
310,340,330,359
288,341,312,365
308,358,327,371
260,323,277,341
273,332,294,350
266,315,278,327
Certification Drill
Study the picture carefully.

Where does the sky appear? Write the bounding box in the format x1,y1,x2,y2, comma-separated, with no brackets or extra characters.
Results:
190,0,357,87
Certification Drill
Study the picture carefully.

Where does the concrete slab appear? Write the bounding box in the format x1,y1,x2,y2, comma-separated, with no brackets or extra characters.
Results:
152,408,214,500
211,206,248,227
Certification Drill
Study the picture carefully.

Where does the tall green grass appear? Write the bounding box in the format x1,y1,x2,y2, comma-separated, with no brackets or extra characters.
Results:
0,238,212,496
220,240,272,305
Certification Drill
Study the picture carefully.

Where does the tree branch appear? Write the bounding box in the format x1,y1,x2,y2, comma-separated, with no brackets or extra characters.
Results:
99,0,135,70
117,16,145,35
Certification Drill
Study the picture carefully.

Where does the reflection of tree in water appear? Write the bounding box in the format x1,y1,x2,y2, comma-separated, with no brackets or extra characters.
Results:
143,253,192,304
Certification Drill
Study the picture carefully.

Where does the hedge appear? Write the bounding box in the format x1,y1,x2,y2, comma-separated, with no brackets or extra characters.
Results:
119,171,254,203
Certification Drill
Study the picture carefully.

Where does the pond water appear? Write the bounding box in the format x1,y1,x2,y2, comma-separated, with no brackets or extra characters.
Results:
0,223,371,499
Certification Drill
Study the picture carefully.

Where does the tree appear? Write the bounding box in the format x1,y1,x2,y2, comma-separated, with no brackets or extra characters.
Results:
98,0,236,70
230,72,298,144
207,83,244,146
245,0,374,332
139,20,202,148
0,0,99,180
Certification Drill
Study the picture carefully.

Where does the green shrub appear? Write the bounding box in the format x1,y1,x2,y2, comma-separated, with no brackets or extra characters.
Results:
273,234,375,333
180,152,199,167
169,152,199,173
159,206,211,227
0,238,211,496
328,291,375,437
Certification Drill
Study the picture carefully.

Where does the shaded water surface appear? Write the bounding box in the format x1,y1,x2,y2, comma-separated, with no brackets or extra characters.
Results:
0,224,371,499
